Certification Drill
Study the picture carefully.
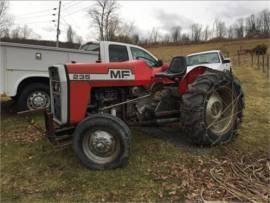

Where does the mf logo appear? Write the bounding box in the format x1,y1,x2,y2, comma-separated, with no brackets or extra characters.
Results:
109,69,133,79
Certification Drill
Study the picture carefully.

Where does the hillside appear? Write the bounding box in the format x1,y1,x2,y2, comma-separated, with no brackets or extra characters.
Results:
148,38,270,62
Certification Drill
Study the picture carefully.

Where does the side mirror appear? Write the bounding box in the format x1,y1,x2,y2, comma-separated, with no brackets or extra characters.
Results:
156,59,163,67
223,59,231,64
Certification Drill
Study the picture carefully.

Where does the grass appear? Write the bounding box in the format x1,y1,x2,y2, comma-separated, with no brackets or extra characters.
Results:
1,38,270,202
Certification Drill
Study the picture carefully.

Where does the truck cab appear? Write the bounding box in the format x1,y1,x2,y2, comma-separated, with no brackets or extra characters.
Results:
81,41,162,67
186,50,231,73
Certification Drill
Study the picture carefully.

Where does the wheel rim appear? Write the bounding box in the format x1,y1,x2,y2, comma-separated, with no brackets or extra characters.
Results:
82,130,120,164
27,91,50,110
206,87,236,136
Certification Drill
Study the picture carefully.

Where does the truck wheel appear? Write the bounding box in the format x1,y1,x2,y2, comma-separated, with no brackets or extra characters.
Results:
17,83,50,111
72,114,131,170
181,71,244,146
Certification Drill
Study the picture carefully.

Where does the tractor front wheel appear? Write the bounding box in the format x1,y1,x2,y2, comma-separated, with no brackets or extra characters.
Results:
181,71,244,146
72,113,131,170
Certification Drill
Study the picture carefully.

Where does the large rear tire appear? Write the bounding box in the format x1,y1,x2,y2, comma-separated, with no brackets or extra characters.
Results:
181,71,244,146
73,114,131,170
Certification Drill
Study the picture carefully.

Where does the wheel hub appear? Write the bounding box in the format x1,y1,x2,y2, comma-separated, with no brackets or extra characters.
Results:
206,93,223,121
206,88,235,136
27,91,49,109
33,95,45,106
89,131,115,156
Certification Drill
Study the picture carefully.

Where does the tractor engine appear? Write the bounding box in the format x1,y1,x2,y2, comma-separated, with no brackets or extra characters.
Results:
91,88,122,110
89,86,180,125
140,89,180,124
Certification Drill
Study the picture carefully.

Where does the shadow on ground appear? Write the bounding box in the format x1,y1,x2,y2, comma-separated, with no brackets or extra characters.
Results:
1,97,210,153
134,126,191,148
1,97,17,116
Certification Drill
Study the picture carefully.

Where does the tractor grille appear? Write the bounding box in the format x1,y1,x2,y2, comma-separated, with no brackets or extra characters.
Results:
49,65,68,125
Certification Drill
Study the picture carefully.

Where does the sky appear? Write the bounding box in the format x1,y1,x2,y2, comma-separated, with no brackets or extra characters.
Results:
8,1,270,43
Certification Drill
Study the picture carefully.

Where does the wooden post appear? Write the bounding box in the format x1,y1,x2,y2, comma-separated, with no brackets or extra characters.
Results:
257,55,260,70
262,55,265,72
266,54,270,78
251,53,253,67
238,51,240,66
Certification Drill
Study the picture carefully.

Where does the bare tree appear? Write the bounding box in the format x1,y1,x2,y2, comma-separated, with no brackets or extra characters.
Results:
109,21,138,43
8,25,39,39
117,22,135,39
233,18,245,38
214,19,226,38
259,9,270,35
0,0,13,37
203,25,209,41
191,23,202,42
11,26,21,39
66,25,74,43
21,25,33,39
170,26,181,42
149,27,159,43
246,14,257,36
181,33,190,42
75,35,83,44
66,24,83,44
227,25,234,39
132,33,140,44
1,27,9,38
88,0,119,40
162,34,170,44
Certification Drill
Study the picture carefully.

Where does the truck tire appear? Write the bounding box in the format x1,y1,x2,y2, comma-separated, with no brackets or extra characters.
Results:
17,83,50,111
181,71,244,146
73,113,131,170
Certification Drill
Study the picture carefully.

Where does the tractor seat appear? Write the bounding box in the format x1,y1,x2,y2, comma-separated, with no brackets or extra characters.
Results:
155,56,187,80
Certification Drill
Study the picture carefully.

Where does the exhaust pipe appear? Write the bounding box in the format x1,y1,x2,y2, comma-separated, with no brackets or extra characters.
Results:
154,110,180,118
135,117,179,126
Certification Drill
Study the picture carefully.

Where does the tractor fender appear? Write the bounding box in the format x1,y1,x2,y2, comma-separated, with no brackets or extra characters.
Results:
179,66,208,94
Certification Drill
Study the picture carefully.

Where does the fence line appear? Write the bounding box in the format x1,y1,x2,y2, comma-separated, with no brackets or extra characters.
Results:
236,51,269,79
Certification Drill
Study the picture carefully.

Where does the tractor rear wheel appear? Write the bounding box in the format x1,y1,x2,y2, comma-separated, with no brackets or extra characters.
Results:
72,113,131,170
181,71,244,146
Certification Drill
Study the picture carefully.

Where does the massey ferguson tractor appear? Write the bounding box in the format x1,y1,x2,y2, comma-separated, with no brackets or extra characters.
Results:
38,52,244,170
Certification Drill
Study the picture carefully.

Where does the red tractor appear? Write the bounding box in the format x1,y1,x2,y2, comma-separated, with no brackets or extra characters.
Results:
43,56,244,170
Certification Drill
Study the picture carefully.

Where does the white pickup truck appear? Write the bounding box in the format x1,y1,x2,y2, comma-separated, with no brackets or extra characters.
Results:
186,50,231,73
0,41,159,110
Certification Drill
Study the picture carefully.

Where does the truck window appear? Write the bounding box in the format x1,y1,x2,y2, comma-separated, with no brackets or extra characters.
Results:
109,45,129,62
80,43,100,52
130,47,157,67
187,53,220,66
